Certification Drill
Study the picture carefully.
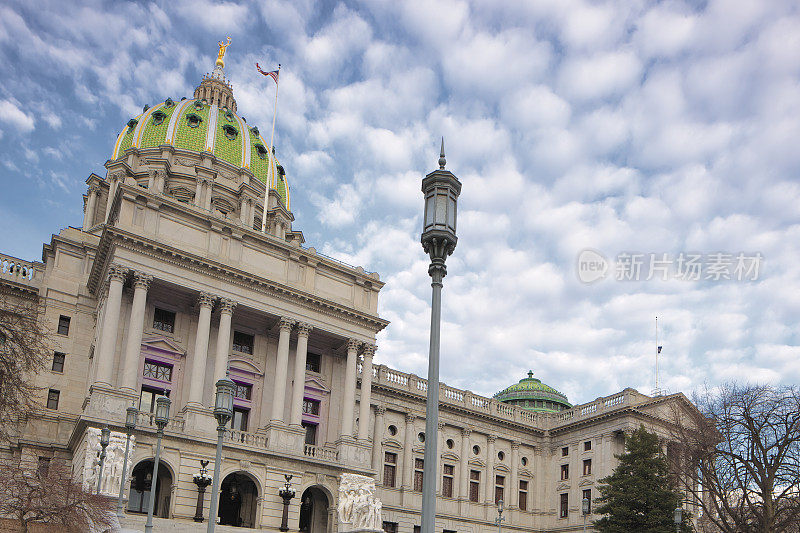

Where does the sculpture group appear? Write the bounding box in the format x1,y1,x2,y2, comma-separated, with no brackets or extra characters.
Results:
338,473,383,531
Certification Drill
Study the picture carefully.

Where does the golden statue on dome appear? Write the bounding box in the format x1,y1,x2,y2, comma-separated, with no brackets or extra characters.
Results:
215,37,232,68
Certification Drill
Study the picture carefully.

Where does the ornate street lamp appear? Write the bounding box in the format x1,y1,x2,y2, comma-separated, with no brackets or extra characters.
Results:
96,426,111,494
193,460,213,523
495,500,505,533
207,374,235,533
582,496,590,532
116,407,137,519
420,139,461,533
145,395,170,533
279,474,296,532
673,505,683,533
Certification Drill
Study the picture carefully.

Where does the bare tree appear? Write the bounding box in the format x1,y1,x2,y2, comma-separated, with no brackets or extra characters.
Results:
0,456,115,532
0,295,52,441
670,383,800,533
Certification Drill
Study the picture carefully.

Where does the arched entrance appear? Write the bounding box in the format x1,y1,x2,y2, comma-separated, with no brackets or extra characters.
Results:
299,486,329,533
219,472,259,527
127,459,172,517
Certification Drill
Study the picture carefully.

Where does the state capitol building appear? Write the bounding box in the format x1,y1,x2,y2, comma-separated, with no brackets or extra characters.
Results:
0,48,697,532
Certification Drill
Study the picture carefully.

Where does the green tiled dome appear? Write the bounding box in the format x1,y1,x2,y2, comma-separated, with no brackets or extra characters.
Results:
111,83,290,211
494,371,571,413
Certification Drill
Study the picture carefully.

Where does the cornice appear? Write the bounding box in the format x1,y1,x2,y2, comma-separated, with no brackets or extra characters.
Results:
92,227,388,333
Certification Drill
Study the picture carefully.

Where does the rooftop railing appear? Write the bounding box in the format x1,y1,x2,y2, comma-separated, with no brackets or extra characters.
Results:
0,253,42,289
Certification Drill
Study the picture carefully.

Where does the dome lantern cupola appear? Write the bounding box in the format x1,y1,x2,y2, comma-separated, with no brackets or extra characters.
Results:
194,36,236,112
494,371,572,413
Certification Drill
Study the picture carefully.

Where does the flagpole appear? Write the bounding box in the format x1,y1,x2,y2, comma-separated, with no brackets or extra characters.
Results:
655,316,659,393
261,64,280,233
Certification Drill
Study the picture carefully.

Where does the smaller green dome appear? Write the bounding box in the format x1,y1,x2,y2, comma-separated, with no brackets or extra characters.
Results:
494,371,571,413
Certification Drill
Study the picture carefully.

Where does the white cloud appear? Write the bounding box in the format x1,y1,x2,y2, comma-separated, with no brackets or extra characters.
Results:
0,99,34,132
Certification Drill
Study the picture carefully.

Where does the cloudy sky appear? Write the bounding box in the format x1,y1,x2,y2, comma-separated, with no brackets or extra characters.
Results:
1,0,799,405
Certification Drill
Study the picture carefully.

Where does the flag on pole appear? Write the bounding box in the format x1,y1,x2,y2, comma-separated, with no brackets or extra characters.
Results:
657,346,662,354
256,63,279,84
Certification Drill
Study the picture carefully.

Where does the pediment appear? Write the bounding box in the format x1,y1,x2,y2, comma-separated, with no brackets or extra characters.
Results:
383,438,403,449
556,482,570,491
304,376,330,393
579,479,595,487
494,464,510,473
519,469,532,478
141,335,185,356
442,452,460,462
468,458,486,468
229,357,263,376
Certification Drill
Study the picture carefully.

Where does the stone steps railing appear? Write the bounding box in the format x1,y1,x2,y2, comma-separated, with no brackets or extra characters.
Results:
0,253,42,288
304,444,339,461
364,363,647,430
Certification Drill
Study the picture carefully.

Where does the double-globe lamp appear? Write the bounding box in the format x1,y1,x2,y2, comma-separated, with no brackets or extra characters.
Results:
207,374,236,533
96,425,111,494
420,139,461,533
116,406,138,519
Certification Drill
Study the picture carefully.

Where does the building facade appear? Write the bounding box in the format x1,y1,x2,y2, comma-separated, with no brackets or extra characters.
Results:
0,51,698,533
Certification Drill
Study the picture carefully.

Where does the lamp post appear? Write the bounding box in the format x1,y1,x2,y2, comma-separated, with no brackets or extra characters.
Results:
279,474,296,532
193,460,213,522
420,139,461,533
116,407,137,519
207,375,235,533
144,395,170,533
495,500,505,533
96,425,111,494
582,496,590,532
673,505,683,533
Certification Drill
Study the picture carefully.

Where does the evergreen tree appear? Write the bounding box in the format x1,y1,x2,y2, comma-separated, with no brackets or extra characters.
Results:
594,425,692,533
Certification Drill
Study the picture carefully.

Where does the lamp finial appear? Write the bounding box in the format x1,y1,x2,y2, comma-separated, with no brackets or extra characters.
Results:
438,137,446,170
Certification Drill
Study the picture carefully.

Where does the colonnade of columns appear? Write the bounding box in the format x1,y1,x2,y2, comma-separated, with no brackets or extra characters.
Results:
92,265,379,444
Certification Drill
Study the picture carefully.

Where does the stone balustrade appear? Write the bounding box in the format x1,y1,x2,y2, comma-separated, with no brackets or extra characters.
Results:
303,444,339,461
225,428,268,447
0,253,42,288
366,363,648,430
136,411,186,432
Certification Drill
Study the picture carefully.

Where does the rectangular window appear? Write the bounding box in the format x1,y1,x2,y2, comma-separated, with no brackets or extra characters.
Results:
469,470,480,502
139,386,169,413
561,464,569,480
560,493,569,518
384,452,397,488
495,475,505,504
142,360,172,382
413,527,420,533
234,382,252,400
562,446,569,457
57,315,70,335
152,308,175,333
413,458,424,492
442,464,454,498
583,459,592,476
306,353,321,373
519,480,528,511
303,399,321,415
382,523,397,533
232,331,254,354
46,389,59,410
37,457,50,477
302,422,317,445
52,352,65,373
231,407,249,432
584,440,592,451
583,489,592,513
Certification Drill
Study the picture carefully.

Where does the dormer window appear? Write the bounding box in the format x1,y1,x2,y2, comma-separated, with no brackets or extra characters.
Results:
225,110,235,122
222,124,238,140
186,113,202,128
255,144,268,160
151,110,167,126
193,100,204,110
127,118,138,130
250,126,260,137
164,98,175,107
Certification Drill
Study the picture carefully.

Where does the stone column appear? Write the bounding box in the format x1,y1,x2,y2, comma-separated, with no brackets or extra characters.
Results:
486,434,497,504
460,428,472,500
339,339,360,438
357,344,376,440
212,299,236,384
289,322,313,426
270,317,295,423
510,441,520,508
372,406,386,480
195,178,203,207
402,412,415,489
83,186,99,229
203,179,213,211
105,173,121,222
94,265,127,388
187,293,215,406
120,271,152,394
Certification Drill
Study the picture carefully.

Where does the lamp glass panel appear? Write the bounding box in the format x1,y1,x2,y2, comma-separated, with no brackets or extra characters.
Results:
424,195,435,228
447,196,456,230
155,396,170,421
435,193,447,225
126,407,137,428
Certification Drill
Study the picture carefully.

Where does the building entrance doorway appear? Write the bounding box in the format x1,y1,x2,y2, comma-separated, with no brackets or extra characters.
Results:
299,486,329,533
127,459,172,517
219,472,259,527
